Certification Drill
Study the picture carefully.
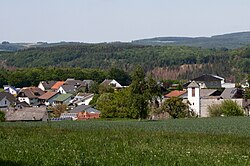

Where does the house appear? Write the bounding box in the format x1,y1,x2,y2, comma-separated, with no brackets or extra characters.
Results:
187,81,249,117
53,93,73,105
57,85,77,94
51,81,65,91
100,79,123,88
17,87,45,105
38,81,57,91
0,92,17,110
191,74,224,89
71,93,94,106
3,85,19,96
5,107,48,122
38,91,60,106
61,105,100,120
64,78,85,87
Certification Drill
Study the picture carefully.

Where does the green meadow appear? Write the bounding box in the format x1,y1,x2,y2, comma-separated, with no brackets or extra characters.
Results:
0,117,250,166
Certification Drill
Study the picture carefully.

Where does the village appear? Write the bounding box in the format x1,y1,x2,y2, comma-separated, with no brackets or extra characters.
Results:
0,74,249,122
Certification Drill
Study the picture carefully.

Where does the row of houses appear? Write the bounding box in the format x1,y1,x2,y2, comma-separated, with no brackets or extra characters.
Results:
1,78,123,121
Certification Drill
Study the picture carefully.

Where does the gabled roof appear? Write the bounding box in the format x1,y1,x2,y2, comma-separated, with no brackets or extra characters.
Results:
51,81,65,90
60,85,76,93
164,90,186,98
17,87,45,99
53,94,73,102
187,81,200,88
65,79,85,87
5,107,47,121
38,91,59,100
192,74,223,82
40,81,57,90
101,79,114,86
0,92,16,104
69,105,100,114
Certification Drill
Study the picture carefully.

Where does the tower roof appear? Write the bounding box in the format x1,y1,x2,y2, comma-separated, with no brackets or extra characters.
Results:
187,81,199,88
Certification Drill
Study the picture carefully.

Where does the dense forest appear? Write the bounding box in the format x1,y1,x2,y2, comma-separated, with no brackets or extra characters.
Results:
0,42,249,83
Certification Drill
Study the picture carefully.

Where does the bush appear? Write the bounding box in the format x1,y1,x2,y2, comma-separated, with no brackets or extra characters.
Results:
221,100,244,116
208,100,244,117
0,110,5,122
162,97,192,119
208,104,223,117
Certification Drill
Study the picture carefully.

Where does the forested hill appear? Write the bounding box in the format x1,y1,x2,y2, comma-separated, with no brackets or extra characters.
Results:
0,43,249,81
132,31,250,49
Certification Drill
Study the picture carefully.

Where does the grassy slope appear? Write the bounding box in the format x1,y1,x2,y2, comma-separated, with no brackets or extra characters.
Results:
0,117,249,166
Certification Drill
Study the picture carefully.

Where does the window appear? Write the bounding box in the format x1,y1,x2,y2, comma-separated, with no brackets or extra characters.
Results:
192,88,195,97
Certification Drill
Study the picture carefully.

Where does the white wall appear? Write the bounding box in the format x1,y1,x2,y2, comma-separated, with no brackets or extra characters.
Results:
18,97,30,105
188,87,200,117
38,82,45,91
0,97,11,108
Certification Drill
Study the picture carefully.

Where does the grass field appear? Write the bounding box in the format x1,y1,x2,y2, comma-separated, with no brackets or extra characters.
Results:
0,117,250,166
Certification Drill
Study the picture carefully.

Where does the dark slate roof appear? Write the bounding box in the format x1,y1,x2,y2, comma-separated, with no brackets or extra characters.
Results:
65,79,85,87
192,74,223,82
0,92,17,104
40,81,57,90
68,105,100,114
61,85,77,93
69,105,92,113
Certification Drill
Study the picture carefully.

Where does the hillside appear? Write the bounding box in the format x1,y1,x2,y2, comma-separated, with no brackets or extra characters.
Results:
132,31,250,49
0,42,249,81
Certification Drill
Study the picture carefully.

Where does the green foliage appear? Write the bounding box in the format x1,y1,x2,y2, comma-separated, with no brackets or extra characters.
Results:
208,100,244,117
0,111,5,122
0,117,250,165
162,97,191,119
221,100,244,116
208,104,223,117
95,66,161,119
1,43,250,82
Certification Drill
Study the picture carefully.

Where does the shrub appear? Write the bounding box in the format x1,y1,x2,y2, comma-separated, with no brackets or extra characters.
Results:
0,110,5,122
208,104,223,117
221,100,244,116
162,97,192,119
208,100,244,117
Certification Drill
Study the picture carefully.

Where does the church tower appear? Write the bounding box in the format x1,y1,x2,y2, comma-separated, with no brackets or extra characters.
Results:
187,81,201,117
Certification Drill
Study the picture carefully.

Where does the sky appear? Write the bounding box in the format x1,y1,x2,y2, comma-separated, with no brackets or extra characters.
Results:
1,0,250,43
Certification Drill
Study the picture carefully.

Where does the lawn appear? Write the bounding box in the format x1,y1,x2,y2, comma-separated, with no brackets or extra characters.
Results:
0,117,249,166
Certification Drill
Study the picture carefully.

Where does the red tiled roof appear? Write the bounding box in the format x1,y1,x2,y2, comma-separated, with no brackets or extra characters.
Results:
51,81,65,90
164,90,186,98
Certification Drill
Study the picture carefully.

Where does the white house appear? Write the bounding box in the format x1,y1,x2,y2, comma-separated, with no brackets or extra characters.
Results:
71,93,94,106
3,85,19,96
101,79,123,88
38,81,56,91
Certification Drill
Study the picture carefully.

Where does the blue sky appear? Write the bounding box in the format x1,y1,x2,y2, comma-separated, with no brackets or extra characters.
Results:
1,0,250,43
